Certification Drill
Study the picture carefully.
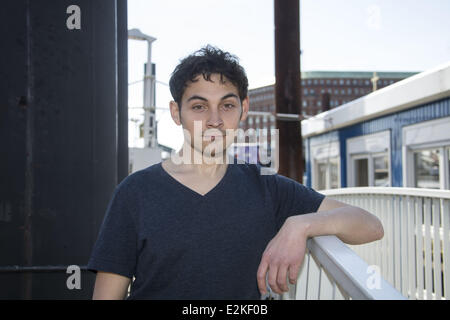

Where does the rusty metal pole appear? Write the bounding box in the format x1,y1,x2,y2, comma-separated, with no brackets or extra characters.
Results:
274,0,303,182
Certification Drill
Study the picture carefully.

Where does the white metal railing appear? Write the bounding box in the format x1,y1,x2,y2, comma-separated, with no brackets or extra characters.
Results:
270,235,405,300
319,187,450,300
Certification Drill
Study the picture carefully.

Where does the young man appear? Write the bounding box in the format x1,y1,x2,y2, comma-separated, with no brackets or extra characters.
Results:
87,46,384,300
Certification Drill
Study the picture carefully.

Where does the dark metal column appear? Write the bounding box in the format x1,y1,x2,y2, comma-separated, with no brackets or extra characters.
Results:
274,0,304,182
117,0,129,182
0,0,128,299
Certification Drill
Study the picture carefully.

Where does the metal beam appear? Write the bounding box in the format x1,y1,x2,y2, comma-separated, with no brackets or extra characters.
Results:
274,0,304,182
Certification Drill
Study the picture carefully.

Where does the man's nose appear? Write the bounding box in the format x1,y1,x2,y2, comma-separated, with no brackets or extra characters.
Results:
206,109,223,128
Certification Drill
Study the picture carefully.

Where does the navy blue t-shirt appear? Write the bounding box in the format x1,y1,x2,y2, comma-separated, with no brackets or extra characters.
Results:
87,162,325,299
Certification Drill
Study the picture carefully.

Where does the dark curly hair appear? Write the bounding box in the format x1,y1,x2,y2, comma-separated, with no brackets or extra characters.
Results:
169,45,248,107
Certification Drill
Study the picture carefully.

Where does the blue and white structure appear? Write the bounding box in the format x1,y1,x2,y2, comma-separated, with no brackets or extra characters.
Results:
302,62,450,191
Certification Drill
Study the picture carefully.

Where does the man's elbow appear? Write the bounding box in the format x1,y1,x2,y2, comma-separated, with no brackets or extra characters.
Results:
371,215,384,242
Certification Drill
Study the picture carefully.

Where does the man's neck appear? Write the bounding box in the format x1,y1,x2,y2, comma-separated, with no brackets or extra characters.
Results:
166,144,232,178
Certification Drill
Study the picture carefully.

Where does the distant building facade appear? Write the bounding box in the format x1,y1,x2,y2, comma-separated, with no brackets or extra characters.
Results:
242,71,418,132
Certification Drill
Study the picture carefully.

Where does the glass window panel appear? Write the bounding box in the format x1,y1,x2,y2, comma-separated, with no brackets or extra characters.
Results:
330,160,339,189
355,158,369,187
374,155,389,186
317,162,327,190
414,149,440,189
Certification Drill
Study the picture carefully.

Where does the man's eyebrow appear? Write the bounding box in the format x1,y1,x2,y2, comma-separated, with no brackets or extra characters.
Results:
221,93,239,101
186,93,239,102
186,95,208,102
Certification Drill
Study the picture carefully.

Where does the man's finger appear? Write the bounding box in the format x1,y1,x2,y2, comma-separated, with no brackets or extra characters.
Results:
267,264,282,294
288,262,302,285
256,260,269,295
276,264,289,292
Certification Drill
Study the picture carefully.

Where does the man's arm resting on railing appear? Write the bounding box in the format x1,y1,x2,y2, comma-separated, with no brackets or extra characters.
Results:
297,197,384,245
256,197,384,295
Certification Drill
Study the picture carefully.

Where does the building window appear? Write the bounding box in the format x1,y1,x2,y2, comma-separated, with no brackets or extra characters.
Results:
448,148,450,187
374,154,390,186
346,80,350,85
347,130,391,187
320,79,324,85
347,88,352,94
403,116,450,189
339,79,344,85
354,158,369,187
413,149,440,189
326,80,331,85
365,80,370,85
307,80,311,85
312,141,340,190
313,79,318,85
303,100,308,107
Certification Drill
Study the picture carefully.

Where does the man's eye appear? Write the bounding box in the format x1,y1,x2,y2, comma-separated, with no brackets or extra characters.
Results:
223,104,235,110
192,105,205,111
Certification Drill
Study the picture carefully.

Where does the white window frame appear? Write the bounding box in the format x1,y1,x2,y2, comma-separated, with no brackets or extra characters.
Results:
402,116,450,189
350,152,390,187
346,130,391,187
311,141,341,190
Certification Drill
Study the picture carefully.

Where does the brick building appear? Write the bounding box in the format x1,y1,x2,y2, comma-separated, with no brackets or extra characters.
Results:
241,71,418,132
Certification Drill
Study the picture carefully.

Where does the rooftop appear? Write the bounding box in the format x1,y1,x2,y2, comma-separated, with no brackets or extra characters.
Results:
301,70,419,79
301,62,450,138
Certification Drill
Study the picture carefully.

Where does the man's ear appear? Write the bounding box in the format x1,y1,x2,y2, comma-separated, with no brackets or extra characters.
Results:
240,96,249,122
169,101,182,126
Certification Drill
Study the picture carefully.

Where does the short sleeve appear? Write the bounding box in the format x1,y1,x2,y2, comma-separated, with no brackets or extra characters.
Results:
87,182,137,279
266,173,325,230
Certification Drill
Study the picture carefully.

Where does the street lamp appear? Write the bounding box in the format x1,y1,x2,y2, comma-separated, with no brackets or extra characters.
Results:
128,28,157,148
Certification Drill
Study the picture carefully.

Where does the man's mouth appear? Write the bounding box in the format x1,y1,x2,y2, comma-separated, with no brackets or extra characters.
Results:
203,133,224,141
205,136,222,141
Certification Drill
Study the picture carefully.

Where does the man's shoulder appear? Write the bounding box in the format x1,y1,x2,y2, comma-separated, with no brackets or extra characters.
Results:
117,162,163,192
232,162,263,178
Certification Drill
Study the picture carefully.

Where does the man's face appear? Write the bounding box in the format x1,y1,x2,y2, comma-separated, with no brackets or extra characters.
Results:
170,73,249,158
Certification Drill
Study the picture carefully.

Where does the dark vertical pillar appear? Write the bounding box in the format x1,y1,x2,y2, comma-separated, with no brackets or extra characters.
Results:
0,0,127,299
274,0,303,182
117,0,129,181
0,0,28,300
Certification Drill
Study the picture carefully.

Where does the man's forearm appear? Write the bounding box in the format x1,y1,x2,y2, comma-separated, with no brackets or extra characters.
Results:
286,205,384,245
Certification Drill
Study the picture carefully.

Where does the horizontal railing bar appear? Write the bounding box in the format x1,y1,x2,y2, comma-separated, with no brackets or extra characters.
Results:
307,235,406,300
0,265,88,273
319,187,450,199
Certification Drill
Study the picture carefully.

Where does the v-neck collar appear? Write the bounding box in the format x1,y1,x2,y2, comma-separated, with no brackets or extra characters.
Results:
158,162,233,199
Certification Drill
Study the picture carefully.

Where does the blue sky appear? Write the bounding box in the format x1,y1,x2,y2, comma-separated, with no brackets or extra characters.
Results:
127,0,450,150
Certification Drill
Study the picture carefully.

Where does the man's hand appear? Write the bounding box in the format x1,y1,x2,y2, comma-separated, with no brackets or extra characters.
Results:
256,198,384,296
256,216,309,295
